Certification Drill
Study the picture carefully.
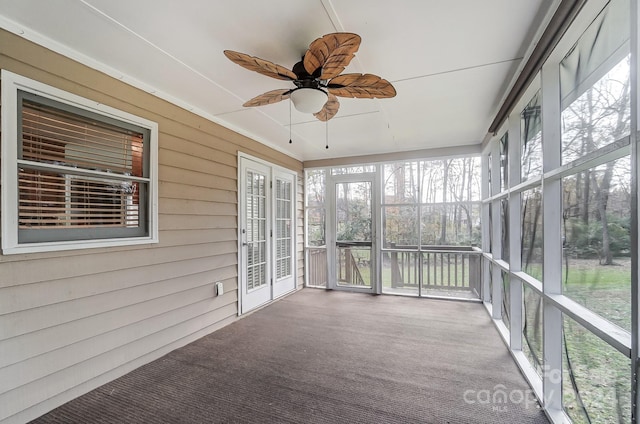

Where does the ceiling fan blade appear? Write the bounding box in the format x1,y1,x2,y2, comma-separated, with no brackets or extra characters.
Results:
243,89,292,107
303,33,361,79
224,50,297,81
328,73,397,98
313,93,340,122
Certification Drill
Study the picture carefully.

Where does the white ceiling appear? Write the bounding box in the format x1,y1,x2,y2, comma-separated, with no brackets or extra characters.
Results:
0,0,553,162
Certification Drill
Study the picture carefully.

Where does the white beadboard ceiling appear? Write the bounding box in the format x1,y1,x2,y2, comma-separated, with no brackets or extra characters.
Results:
0,0,553,162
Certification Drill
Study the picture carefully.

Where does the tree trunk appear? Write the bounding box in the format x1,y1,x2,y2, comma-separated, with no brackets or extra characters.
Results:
594,163,614,265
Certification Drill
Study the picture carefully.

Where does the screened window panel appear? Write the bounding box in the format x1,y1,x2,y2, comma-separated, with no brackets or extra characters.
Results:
307,207,325,247
17,91,150,243
383,162,419,204
522,285,543,376
500,133,508,191
563,316,631,423
501,198,509,262
521,91,542,182
487,262,493,303
420,204,480,247
487,153,493,197
330,165,375,175
383,205,418,248
560,0,630,109
501,271,510,329
561,55,630,163
420,158,481,204
306,169,325,206
561,156,631,331
521,187,543,280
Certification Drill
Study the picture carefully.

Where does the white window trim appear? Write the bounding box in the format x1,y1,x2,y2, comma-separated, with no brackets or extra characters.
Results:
1,70,159,254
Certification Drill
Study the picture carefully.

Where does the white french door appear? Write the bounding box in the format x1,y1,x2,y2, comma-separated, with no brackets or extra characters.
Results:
239,156,296,314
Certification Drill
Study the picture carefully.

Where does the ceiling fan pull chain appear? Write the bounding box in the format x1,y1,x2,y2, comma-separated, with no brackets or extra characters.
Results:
289,99,292,144
325,120,329,149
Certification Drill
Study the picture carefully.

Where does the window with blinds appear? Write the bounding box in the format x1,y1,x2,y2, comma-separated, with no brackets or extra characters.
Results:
16,90,150,243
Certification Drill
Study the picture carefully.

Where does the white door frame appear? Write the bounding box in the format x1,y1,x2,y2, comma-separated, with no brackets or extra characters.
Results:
238,153,297,315
326,172,378,294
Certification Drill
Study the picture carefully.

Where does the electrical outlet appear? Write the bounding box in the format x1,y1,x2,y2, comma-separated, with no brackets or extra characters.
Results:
215,282,224,296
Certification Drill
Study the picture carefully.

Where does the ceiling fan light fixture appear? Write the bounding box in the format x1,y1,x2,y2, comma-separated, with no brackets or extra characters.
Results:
290,88,327,113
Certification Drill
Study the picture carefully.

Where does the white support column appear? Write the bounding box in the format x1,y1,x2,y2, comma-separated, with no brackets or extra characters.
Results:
509,115,524,351
481,152,492,305
375,164,384,295
541,60,563,412
491,141,502,320
631,0,640,421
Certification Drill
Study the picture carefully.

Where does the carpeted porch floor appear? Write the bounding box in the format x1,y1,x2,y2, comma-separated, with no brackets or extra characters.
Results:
31,289,550,423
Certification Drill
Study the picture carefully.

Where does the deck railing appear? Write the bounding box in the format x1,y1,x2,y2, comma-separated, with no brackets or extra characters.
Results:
385,244,482,298
336,246,366,286
306,248,328,287
306,245,481,298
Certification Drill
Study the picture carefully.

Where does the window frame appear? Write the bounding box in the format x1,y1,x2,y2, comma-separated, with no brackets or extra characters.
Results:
1,70,159,254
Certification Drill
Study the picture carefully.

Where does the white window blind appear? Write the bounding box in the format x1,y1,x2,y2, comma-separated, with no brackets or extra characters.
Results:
16,91,150,243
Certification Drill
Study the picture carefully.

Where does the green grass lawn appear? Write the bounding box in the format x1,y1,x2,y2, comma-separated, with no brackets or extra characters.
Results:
523,258,631,423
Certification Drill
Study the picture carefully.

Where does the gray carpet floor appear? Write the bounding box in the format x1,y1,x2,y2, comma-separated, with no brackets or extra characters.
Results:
31,289,550,424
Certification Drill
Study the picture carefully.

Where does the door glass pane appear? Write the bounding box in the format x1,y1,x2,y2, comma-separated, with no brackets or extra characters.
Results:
275,178,292,280
336,181,372,288
246,170,268,291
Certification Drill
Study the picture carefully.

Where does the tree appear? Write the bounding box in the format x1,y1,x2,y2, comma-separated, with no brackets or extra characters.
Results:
561,56,630,265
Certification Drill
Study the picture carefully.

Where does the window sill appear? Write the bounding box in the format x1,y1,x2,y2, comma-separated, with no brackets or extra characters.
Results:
2,235,159,255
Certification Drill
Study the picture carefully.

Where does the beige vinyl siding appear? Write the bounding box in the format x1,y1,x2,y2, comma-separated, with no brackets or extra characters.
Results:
0,28,304,424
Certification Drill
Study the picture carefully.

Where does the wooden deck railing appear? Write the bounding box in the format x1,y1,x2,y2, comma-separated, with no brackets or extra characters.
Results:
336,246,366,286
307,248,327,287
386,244,481,297
306,244,481,297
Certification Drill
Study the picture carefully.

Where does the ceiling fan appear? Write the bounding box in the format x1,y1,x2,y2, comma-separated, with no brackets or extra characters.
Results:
224,32,396,121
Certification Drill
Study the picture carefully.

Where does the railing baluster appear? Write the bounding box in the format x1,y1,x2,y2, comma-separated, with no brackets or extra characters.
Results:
426,253,430,287
462,254,466,288
454,253,458,287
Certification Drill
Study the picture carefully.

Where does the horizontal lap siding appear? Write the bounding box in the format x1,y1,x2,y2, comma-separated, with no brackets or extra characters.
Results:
0,29,304,423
